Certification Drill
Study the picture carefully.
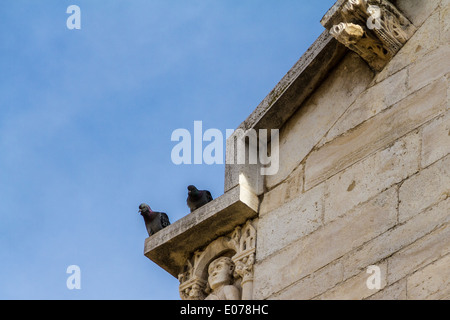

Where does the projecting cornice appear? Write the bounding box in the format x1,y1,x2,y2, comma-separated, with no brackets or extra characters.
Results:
238,0,417,135
322,0,416,71
144,184,259,278
145,1,421,294
238,31,347,133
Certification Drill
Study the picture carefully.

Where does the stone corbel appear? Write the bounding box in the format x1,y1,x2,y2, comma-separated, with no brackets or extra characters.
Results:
325,0,416,71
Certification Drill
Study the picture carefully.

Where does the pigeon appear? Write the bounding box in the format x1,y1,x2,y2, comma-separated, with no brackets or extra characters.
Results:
186,185,213,212
139,203,170,236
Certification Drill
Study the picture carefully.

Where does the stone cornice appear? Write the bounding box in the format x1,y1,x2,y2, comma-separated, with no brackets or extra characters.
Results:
237,31,347,133
144,184,259,278
237,0,416,134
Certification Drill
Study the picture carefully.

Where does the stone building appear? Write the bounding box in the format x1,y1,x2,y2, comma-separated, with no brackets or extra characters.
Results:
145,0,450,300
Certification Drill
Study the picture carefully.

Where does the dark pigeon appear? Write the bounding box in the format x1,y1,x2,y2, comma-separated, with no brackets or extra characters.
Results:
186,185,213,212
139,203,170,236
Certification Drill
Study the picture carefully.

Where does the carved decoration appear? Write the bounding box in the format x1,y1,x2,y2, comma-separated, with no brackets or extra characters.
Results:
328,0,416,71
330,22,389,71
178,220,257,300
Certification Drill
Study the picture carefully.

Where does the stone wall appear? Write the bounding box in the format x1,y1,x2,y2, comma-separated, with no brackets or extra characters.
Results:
254,0,449,300
145,0,449,300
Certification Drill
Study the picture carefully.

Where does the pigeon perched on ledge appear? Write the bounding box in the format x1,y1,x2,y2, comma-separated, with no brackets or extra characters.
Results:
139,203,170,236
186,185,213,212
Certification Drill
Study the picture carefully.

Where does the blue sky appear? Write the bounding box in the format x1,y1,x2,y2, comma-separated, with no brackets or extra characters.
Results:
0,0,336,299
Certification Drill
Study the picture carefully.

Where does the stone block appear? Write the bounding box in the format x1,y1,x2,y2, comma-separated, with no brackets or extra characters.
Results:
408,45,450,94
399,155,450,222
324,132,419,223
387,223,450,284
406,254,450,300
266,53,372,189
421,111,450,168
442,1,450,44
305,78,447,190
253,188,397,299
343,198,450,280
368,280,407,300
224,129,264,195
257,183,324,260
144,184,259,277
315,262,387,300
269,261,343,300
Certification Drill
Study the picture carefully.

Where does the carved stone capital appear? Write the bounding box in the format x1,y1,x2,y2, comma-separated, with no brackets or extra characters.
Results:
325,0,416,71
178,219,257,300
233,252,255,285
179,277,207,300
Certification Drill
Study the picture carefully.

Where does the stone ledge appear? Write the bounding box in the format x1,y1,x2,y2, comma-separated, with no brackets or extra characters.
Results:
237,30,347,132
144,184,259,278
321,0,346,30
225,31,347,193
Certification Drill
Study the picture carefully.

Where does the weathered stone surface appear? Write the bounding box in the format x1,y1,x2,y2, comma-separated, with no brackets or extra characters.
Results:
257,184,324,260
325,0,416,72
315,262,387,300
305,78,447,190
238,31,346,133
323,68,409,146
253,188,397,299
343,198,450,280
324,132,419,223
406,254,450,300
396,0,441,27
260,164,303,217
144,185,259,277
269,260,342,300
421,111,450,168
266,53,372,189
408,45,450,93
178,220,257,300
224,129,264,195
224,32,348,194
387,223,450,284
147,1,450,301
368,280,407,300
269,261,343,300
399,155,450,222
375,11,440,83
320,0,346,30
442,1,450,44
448,73,450,109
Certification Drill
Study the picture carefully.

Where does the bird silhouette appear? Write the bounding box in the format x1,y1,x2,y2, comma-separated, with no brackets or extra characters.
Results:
186,185,213,212
139,203,170,236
